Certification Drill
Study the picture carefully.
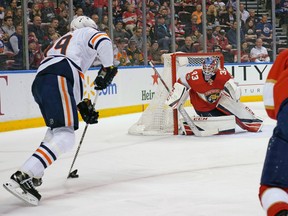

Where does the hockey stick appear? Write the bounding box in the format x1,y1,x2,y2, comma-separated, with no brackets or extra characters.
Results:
148,61,219,136
67,91,99,178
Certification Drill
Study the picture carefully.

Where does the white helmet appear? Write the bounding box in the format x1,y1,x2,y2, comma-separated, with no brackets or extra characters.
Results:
70,16,98,31
202,57,217,81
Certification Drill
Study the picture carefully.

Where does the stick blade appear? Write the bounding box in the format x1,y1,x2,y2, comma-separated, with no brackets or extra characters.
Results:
67,169,79,179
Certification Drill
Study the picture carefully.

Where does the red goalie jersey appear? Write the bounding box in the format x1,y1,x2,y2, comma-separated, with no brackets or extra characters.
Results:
264,48,288,120
179,68,232,112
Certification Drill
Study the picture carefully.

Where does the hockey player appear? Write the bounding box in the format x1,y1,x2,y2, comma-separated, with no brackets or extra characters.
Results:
259,48,288,216
167,57,263,135
3,16,118,205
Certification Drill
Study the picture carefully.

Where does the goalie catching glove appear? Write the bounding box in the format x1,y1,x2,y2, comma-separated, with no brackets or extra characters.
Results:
94,65,118,90
77,98,99,124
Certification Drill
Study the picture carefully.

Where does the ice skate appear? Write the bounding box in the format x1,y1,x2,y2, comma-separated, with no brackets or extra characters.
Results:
3,171,41,206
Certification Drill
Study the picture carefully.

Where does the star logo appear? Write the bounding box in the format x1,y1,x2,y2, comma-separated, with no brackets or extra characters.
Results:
83,75,96,99
151,72,159,85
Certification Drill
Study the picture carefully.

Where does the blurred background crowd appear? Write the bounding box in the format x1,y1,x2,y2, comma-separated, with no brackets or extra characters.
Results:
0,0,287,70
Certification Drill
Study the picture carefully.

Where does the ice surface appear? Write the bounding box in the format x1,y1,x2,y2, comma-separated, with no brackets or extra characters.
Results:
0,102,273,215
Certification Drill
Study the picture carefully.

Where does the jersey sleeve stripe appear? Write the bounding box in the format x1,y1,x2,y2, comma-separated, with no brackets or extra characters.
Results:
89,32,111,50
94,37,110,50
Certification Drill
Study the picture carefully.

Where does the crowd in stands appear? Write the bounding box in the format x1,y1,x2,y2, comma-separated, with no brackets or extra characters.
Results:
0,0,282,70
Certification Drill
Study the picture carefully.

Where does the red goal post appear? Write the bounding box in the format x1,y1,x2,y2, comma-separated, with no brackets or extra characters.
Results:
128,52,225,136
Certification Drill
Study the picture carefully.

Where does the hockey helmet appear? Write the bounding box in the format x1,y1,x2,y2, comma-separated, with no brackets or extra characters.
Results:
70,16,98,31
202,57,217,80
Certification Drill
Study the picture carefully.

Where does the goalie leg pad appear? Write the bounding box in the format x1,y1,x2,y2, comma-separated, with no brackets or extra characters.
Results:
217,93,263,132
180,115,236,135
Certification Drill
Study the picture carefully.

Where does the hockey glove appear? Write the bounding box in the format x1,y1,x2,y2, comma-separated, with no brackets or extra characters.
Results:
77,98,99,124
94,65,118,90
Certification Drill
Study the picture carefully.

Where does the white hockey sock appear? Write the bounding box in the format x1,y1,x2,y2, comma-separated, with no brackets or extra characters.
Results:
20,126,75,177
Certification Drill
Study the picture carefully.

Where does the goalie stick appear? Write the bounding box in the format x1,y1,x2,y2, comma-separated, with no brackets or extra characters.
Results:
148,61,219,136
67,91,99,179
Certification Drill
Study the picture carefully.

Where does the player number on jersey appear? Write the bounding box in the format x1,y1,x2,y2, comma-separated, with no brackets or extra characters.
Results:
54,34,73,55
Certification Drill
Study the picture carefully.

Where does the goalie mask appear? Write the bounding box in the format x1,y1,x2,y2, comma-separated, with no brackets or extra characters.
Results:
202,57,217,81
70,16,98,31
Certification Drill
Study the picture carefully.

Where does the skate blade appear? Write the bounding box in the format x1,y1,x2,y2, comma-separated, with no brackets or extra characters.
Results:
3,180,39,206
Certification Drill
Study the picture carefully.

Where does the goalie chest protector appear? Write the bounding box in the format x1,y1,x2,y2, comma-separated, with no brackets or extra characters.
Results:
183,68,232,112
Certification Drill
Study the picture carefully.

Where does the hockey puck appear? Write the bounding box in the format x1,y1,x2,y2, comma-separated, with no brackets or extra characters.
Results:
68,169,79,178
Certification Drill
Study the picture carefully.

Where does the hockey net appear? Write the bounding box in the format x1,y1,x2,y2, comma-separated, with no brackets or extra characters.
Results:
128,52,224,135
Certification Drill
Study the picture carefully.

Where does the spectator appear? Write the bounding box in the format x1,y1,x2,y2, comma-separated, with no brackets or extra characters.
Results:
13,8,22,27
148,40,163,65
218,4,228,25
227,21,245,48
73,7,84,19
245,9,259,25
56,9,69,36
113,20,130,42
177,36,196,53
256,14,273,39
41,0,56,23
239,3,249,22
216,29,232,52
47,26,61,44
90,13,99,26
158,6,171,27
214,0,226,12
28,37,44,70
122,3,137,34
191,4,202,25
206,25,218,52
155,15,171,52
112,0,123,25
226,0,237,10
206,4,217,26
129,27,144,51
175,19,185,39
6,0,17,17
7,24,23,69
55,0,68,15
147,0,159,15
29,3,42,22
114,39,131,66
126,39,144,65
184,14,202,37
1,16,15,37
234,41,250,63
48,18,59,32
223,6,236,28
250,38,270,63
93,0,107,23
98,14,108,31
28,16,50,50
244,19,257,42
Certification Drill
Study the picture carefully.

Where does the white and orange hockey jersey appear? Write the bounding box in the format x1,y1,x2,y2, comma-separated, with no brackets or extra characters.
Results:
37,27,114,104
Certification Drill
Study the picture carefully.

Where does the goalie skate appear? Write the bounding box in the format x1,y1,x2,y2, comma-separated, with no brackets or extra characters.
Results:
3,171,41,206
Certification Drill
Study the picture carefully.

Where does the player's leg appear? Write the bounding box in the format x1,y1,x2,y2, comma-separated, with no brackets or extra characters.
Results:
259,101,288,215
4,68,78,203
